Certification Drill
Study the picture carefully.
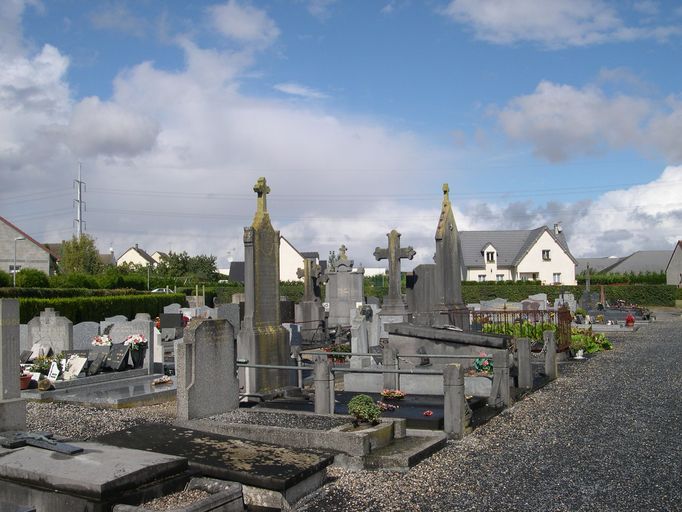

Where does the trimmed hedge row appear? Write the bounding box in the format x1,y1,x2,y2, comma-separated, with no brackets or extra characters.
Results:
19,294,187,324
601,285,676,307
0,287,144,299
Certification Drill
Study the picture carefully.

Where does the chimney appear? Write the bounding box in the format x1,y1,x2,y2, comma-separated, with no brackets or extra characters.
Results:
135,243,139,250
553,223,562,235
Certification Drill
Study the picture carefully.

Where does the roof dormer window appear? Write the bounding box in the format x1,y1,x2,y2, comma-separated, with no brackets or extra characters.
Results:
486,251,495,263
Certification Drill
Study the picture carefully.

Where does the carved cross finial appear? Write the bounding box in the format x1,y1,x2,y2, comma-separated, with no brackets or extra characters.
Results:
253,177,270,214
339,244,348,259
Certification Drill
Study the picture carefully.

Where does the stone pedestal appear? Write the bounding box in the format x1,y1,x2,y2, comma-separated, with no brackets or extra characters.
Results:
1,299,26,432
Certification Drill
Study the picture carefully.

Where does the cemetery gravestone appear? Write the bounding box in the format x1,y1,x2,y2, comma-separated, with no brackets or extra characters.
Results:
236,177,292,394
104,344,130,371
107,318,154,374
216,304,241,336
324,245,365,328
295,257,327,343
1,299,26,431
374,229,415,317
26,308,73,354
176,319,239,420
73,321,100,351
163,303,182,314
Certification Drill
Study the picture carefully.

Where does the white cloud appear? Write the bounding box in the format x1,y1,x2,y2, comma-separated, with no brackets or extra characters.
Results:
65,97,159,158
442,0,680,48
305,0,337,20
208,0,279,47
496,80,682,164
274,82,327,99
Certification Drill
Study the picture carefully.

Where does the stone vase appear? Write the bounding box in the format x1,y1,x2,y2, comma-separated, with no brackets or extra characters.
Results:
130,346,146,369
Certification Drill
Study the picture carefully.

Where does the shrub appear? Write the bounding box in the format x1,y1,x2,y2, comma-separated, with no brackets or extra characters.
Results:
49,273,99,289
347,394,381,425
0,270,10,287
16,268,49,288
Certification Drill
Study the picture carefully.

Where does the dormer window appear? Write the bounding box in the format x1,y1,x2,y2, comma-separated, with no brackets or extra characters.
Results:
486,251,495,263
542,249,551,261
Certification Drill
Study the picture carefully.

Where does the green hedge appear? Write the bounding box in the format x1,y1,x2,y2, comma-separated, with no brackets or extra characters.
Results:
19,294,187,324
677,288,682,300
600,285,676,306
461,283,581,304
0,288,144,299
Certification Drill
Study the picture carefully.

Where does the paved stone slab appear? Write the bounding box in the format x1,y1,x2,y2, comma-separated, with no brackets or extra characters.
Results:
0,441,187,498
96,424,334,492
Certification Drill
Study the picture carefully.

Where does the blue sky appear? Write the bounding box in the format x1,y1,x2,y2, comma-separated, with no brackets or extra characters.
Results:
2,0,682,268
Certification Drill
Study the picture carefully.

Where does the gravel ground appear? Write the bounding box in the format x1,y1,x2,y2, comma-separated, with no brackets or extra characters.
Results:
23,311,681,511
297,310,682,511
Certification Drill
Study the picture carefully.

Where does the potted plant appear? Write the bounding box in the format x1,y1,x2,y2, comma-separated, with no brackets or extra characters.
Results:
347,394,381,427
20,369,32,390
124,334,148,368
29,355,53,376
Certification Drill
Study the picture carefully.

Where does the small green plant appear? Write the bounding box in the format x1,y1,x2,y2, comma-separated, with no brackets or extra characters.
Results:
473,353,493,374
347,394,381,425
29,355,53,374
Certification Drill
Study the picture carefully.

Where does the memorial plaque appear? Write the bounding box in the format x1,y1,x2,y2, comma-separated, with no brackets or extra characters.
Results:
63,356,88,380
20,350,32,364
104,344,130,371
62,349,89,360
87,351,107,376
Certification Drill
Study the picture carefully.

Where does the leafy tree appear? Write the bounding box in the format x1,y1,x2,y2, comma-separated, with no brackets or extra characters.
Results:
0,270,10,287
155,251,217,280
59,234,103,274
16,268,50,287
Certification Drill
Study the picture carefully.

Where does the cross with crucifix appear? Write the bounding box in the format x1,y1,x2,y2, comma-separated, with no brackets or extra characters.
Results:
374,229,415,311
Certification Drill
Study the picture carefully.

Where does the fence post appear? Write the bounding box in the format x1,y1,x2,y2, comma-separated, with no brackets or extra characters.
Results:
517,337,532,390
314,356,334,414
490,351,511,408
443,363,466,439
544,330,558,381
382,345,399,390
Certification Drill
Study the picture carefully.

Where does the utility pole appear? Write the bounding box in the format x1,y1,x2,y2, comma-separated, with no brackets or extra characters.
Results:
74,162,86,238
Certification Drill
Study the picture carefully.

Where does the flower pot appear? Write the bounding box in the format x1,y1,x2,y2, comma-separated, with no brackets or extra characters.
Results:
20,374,32,390
130,346,146,369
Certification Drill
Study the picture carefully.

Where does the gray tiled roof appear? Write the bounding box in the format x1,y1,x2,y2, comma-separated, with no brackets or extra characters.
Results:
576,257,625,274
600,250,671,274
459,226,575,268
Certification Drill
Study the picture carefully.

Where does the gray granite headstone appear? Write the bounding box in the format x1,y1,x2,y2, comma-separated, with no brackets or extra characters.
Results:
176,319,239,420
134,313,151,321
325,245,365,328
26,308,73,354
480,298,507,310
105,315,128,323
216,304,241,336
73,321,100,351
231,293,246,304
105,319,154,374
19,324,28,352
163,303,182,314
555,292,577,313
374,230,415,317
282,323,302,346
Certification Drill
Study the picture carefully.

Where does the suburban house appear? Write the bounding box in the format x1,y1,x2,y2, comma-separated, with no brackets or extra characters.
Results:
116,245,156,267
0,216,59,276
151,251,168,264
665,241,682,286
459,224,577,285
577,250,671,276
229,236,322,283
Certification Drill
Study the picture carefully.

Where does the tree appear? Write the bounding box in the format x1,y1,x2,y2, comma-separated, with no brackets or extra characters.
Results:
155,251,218,280
59,234,103,274
16,268,49,287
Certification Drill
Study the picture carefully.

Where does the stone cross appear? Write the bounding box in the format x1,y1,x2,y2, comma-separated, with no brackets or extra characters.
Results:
338,244,348,260
297,258,322,302
253,177,270,214
374,229,415,309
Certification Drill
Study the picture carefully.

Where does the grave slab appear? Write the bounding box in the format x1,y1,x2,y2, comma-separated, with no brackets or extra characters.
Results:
0,441,188,505
95,424,333,506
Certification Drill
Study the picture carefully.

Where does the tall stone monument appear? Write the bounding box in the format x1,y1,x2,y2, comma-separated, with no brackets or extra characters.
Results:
433,184,469,328
294,257,326,342
237,177,291,394
325,245,365,328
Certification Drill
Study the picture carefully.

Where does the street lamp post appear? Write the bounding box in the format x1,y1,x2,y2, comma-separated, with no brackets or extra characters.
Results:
13,236,26,287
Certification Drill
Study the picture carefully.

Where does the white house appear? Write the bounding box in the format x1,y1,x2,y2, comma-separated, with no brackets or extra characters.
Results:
151,251,168,265
117,245,156,267
460,224,577,285
666,241,682,286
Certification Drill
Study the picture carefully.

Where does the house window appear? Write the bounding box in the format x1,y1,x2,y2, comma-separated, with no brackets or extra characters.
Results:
553,273,561,284
542,250,551,261
496,274,504,282
486,251,495,263
478,274,486,282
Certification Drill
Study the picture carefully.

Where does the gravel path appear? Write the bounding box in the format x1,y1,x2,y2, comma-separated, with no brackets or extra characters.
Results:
297,310,682,511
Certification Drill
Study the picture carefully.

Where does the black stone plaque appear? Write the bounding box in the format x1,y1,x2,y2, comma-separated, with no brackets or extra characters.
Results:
20,350,32,364
104,344,130,371
160,313,183,329
87,351,107,376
